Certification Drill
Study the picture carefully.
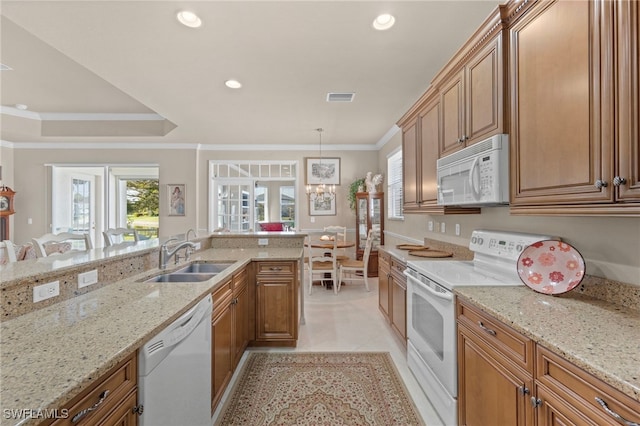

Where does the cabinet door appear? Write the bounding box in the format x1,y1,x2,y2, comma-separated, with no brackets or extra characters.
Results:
96,391,138,426
390,273,406,344
440,69,465,156
402,120,419,210
617,0,640,201
536,384,600,426
233,271,249,368
256,276,296,341
211,299,233,412
510,0,614,206
458,324,534,426
419,97,441,205
378,253,390,321
466,35,503,143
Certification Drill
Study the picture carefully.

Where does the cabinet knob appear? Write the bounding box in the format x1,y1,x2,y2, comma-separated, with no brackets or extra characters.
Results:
595,179,608,189
613,176,627,187
518,386,530,396
530,397,542,408
456,138,464,144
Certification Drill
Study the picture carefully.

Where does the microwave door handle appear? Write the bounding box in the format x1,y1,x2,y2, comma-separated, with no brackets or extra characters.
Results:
469,156,481,201
404,271,453,301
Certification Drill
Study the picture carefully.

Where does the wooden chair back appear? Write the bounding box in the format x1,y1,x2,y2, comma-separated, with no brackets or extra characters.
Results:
103,228,140,247
32,232,93,258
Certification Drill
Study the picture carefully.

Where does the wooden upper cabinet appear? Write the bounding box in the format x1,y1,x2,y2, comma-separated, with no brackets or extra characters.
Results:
401,120,419,210
508,0,640,215
419,97,441,204
616,0,640,203
440,33,505,157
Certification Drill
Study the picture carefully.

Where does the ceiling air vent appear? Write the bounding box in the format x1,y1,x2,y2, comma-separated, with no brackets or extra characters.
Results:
326,92,355,102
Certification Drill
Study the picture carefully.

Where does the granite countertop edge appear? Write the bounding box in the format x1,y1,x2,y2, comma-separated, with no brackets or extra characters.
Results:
0,247,303,426
454,286,640,403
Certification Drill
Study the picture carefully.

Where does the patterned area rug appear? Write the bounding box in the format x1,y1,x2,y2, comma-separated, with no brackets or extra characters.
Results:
215,352,425,425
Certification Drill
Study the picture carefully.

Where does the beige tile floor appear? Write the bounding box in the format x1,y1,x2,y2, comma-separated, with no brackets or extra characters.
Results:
212,276,445,425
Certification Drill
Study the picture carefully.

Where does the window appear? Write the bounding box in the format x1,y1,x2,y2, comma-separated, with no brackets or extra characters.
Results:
209,161,297,233
387,148,403,219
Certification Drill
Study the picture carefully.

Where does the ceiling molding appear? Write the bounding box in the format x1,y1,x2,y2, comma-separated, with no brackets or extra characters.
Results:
6,141,380,151
375,125,400,150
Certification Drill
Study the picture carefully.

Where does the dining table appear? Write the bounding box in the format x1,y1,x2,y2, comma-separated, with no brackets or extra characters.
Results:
306,237,356,289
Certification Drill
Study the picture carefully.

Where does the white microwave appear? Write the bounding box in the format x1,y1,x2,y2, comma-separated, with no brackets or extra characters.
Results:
436,134,509,206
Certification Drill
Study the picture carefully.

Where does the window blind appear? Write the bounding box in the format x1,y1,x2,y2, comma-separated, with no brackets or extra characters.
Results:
387,149,403,219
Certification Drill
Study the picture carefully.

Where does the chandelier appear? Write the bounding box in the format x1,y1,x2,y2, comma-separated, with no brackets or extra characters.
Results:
306,128,336,201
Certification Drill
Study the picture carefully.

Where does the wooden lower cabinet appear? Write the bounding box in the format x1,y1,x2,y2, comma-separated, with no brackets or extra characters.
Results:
211,267,251,412
458,323,534,426
211,277,234,413
378,251,390,321
389,257,407,345
377,251,406,345
254,261,298,345
48,352,139,426
457,297,640,425
232,268,249,368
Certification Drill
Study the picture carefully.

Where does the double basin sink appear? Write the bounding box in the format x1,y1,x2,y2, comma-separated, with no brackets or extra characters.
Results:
144,262,235,283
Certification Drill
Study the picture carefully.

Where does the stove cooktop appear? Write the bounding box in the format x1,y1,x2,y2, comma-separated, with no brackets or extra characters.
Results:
406,229,560,290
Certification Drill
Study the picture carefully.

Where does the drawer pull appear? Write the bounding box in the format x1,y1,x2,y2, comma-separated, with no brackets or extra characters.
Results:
477,321,497,336
518,386,530,396
595,397,640,426
269,267,283,271
71,390,110,423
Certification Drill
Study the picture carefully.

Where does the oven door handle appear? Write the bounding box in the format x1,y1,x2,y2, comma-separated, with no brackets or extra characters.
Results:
404,271,453,301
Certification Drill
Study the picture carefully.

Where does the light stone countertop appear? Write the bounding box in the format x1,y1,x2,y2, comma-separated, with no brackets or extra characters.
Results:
0,247,302,426
455,286,640,403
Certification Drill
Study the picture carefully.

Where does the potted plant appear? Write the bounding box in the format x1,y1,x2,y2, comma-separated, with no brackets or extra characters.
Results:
348,178,366,212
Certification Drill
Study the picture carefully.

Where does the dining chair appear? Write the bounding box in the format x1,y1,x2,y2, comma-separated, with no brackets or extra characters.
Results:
32,232,93,258
336,229,374,293
103,228,140,247
323,225,349,261
0,240,17,263
307,231,339,295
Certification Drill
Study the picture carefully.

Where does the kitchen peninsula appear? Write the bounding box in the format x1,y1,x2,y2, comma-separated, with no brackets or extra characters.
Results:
0,233,304,426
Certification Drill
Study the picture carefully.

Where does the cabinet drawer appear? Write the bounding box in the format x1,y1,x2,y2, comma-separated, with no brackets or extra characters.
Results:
51,353,137,426
536,345,640,425
255,261,294,276
457,298,533,373
212,278,233,318
379,251,391,265
390,258,406,276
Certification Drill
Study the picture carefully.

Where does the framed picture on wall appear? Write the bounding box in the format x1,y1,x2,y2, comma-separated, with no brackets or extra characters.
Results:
168,184,186,216
309,197,336,216
305,157,340,185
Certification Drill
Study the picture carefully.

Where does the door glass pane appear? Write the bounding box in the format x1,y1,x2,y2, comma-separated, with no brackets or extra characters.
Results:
217,182,252,232
72,178,91,234
280,186,295,229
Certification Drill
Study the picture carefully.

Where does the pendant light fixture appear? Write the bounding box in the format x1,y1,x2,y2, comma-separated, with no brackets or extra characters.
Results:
306,128,336,201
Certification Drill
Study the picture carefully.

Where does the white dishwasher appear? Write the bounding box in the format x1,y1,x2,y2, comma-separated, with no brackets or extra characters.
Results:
138,294,212,426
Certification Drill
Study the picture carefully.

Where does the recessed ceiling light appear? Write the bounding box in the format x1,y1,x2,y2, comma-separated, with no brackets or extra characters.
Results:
225,80,242,89
15,104,28,110
177,10,202,28
373,13,395,31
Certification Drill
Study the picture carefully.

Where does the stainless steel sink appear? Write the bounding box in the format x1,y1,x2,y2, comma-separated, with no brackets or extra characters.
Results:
174,262,235,274
145,273,217,283
142,262,235,283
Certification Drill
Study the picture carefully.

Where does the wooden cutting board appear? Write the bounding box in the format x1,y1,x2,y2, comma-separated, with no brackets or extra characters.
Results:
396,244,429,250
408,249,453,258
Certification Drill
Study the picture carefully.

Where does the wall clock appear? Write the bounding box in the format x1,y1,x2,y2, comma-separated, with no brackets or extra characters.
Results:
0,186,15,216
0,186,15,241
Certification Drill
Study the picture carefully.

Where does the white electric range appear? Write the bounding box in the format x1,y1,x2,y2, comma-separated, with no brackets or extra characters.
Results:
404,229,559,426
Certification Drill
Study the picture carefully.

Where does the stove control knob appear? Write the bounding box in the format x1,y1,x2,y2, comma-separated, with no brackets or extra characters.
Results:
471,236,477,244
477,238,484,245
516,244,523,252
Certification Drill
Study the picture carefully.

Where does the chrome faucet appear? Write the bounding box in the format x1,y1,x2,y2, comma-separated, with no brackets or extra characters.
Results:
186,228,197,241
159,238,197,269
